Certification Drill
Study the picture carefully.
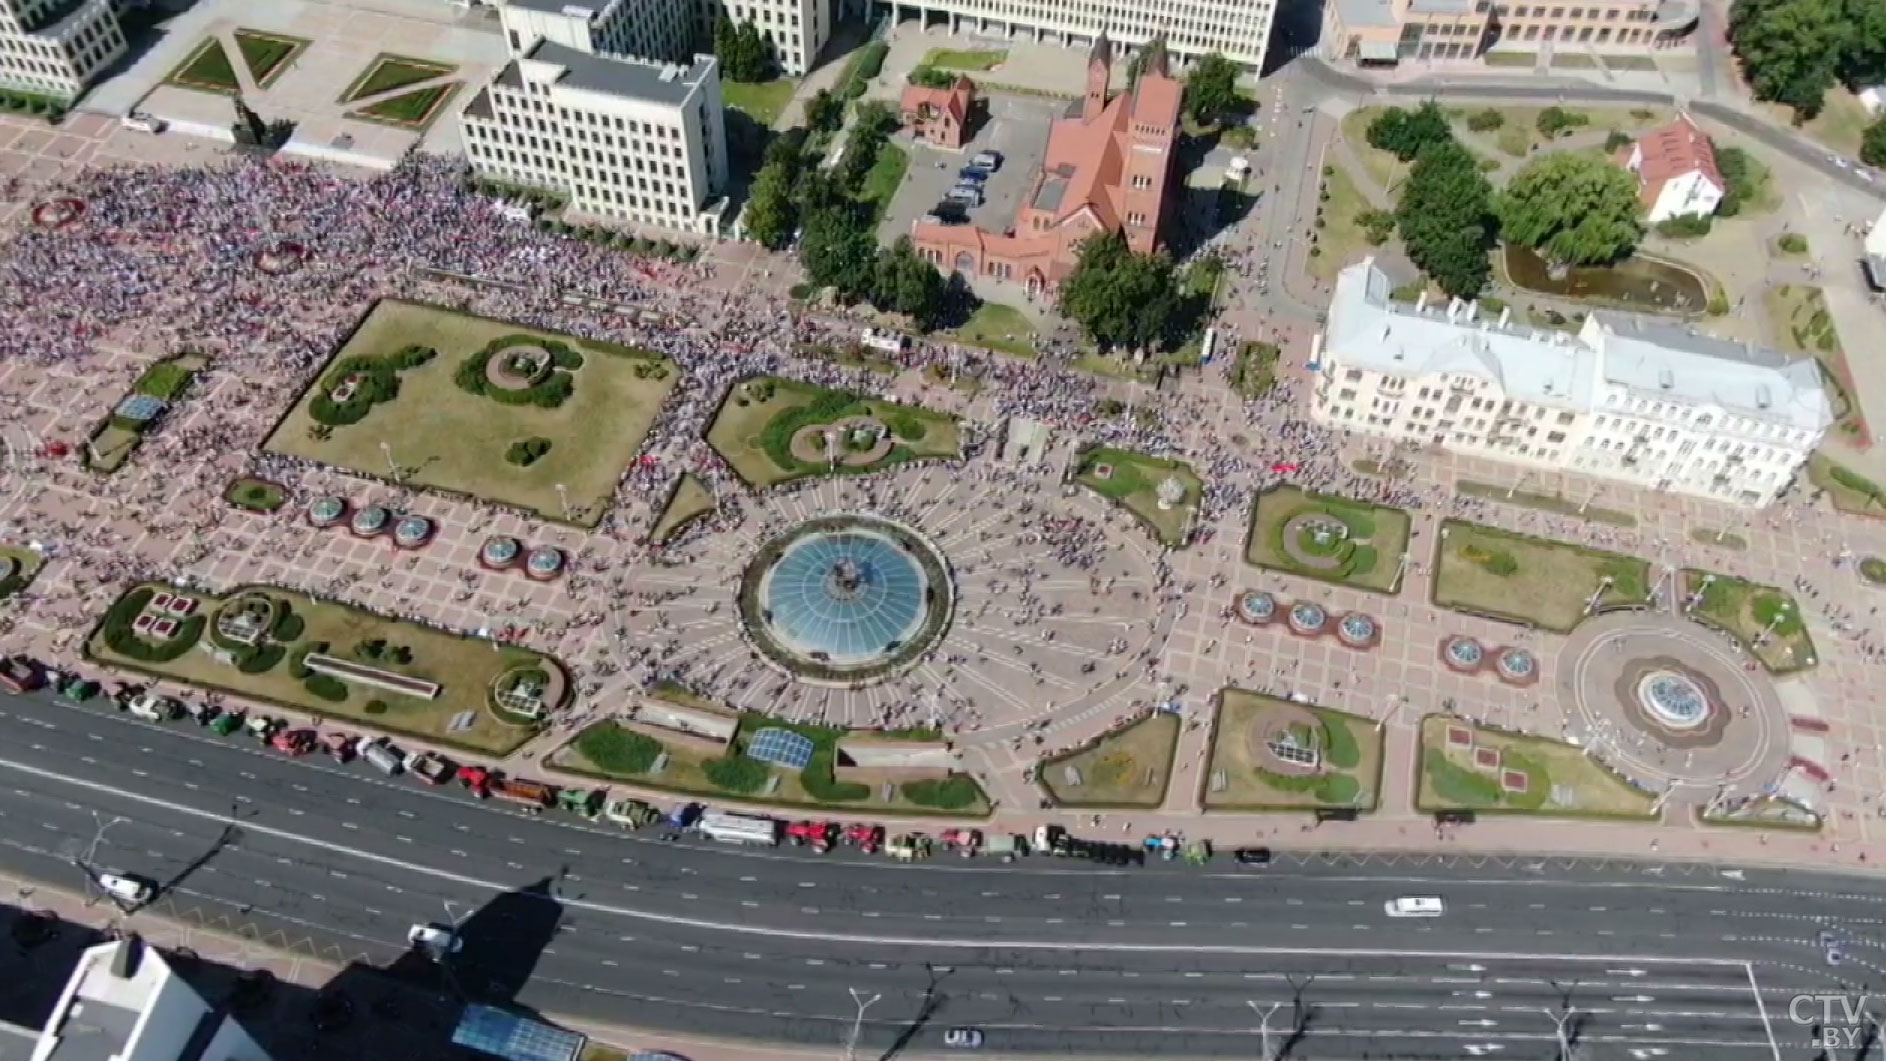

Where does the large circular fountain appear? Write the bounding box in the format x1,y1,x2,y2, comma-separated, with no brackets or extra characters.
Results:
739,515,953,684
1636,669,1711,730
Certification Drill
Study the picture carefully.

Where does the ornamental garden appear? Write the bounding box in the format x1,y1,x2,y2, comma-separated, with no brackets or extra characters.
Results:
705,376,962,489
1201,689,1383,811
1415,716,1657,818
84,584,562,756
1245,486,1411,591
1074,446,1203,548
1038,712,1181,808
265,300,677,526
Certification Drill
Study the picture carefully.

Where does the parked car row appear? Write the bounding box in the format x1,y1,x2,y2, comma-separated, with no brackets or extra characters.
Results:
924,150,1004,225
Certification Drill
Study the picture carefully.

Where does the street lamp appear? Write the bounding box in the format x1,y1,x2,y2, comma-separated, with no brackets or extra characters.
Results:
842,987,880,1061
554,482,572,521
1542,1006,1580,1061
1248,999,1284,1061
379,440,399,482
1754,600,1792,647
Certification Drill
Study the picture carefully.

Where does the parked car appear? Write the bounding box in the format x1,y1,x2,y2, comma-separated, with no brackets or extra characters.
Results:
324,732,356,762
407,923,462,957
957,166,988,184
95,871,155,905
971,150,1002,171
1233,846,1273,866
944,1028,985,1048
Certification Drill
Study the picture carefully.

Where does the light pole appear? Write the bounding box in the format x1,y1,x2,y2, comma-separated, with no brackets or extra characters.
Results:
842,987,880,1061
379,440,399,482
1754,600,1792,647
1249,999,1283,1061
1583,575,1613,617
554,482,571,522
1543,1005,1579,1061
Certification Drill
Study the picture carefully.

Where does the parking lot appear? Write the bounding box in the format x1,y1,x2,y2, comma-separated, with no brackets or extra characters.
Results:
875,92,1063,246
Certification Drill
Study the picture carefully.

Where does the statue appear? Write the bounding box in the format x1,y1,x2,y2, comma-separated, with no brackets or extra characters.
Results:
1155,475,1186,511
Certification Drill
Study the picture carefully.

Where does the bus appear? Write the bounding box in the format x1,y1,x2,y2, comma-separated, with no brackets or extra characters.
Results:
698,810,782,846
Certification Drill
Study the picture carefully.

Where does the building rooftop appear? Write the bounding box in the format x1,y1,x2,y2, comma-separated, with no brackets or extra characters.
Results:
522,39,712,105
1623,114,1722,197
39,940,166,1061
1326,259,1829,432
1331,0,1401,29
504,0,603,15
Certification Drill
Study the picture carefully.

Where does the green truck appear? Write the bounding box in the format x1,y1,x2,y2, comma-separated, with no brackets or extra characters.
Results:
557,787,605,818
603,798,658,828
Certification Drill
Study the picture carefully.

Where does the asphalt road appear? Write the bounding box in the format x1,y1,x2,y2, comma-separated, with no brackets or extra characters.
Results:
1,692,1878,1059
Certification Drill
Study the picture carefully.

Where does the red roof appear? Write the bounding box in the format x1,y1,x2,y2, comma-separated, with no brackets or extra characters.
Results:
1621,114,1722,201
899,77,973,126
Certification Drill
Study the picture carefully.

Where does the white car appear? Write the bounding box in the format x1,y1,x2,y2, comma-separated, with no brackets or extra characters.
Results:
407,923,462,955
1384,896,1445,918
95,872,154,904
943,1028,984,1048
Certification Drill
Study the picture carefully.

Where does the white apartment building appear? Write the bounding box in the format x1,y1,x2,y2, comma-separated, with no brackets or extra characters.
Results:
497,0,696,69
463,5,730,235
2,936,273,1061
0,0,125,101
1312,260,1831,507
864,0,1275,69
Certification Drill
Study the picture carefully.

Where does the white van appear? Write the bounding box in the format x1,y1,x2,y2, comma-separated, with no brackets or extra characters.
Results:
1384,896,1445,918
96,872,154,904
861,328,908,353
945,186,983,206
360,738,404,775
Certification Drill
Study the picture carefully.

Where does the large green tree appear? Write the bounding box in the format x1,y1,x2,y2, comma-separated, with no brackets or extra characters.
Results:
798,204,877,299
1729,0,1851,117
1495,152,1644,267
805,88,844,133
716,18,774,82
1366,100,1453,161
872,236,948,328
1182,52,1240,127
1863,116,1886,168
1058,231,1182,351
1393,140,1493,299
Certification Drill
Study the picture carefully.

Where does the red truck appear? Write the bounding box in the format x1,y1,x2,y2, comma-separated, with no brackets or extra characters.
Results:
457,765,494,798
786,820,838,851
942,828,983,857
843,823,885,853
270,729,316,756
491,777,555,813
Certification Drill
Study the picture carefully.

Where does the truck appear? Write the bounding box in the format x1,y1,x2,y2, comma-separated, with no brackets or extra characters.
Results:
1033,825,1075,856
270,729,316,756
604,798,658,828
457,765,494,798
557,786,605,819
982,833,1027,863
785,820,837,851
942,828,982,858
886,833,933,861
57,676,99,702
491,778,555,812
0,656,42,694
405,752,454,785
698,810,781,846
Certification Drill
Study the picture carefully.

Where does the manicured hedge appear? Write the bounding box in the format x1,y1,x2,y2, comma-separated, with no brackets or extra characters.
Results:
308,345,435,426
303,673,349,702
575,724,663,775
900,775,983,809
702,755,770,793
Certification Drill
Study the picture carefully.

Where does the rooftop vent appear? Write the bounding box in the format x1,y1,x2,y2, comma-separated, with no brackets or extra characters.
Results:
109,936,143,979
1658,368,1674,389
1756,385,1771,409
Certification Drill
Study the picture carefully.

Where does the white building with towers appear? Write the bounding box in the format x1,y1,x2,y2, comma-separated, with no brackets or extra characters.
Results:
0,0,125,100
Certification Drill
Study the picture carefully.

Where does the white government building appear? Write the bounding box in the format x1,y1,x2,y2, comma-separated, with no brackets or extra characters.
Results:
462,1,730,236
1312,260,1832,507
492,0,829,76
858,0,1274,68
0,0,124,100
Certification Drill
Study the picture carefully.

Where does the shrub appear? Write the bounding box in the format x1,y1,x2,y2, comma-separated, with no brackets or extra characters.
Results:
1465,108,1504,132
236,642,286,674
883,410,926,441
1777,232,1808,254
286,640,328,679
1655,214,1712,239
576,724,663,774
1603,130,1633,153
270,606,304,642
1536,106,1588,137
702,754,770,793
901,775,983,809
304,673,349,702
1481,551,1518,576
1319,715,1362,770
364,700,388,715
853,41,888,80
505,437,554,466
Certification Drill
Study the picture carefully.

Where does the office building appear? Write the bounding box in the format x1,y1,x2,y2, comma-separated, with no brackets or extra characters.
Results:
910,34,1179,297
3,936,273,1061
0,0,125,101
1312,259,1830,507
1319,0,1696,64
865,0,1275,69
462,4,730,235
701,0,831,76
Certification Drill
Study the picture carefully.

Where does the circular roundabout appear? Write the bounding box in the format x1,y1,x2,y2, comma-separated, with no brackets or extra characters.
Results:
613,463,1174,730
739,515,953,685
1556,611,1790,793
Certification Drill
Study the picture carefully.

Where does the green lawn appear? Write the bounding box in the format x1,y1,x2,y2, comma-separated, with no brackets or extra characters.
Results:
1075,446,1202,548
264,300,677,527
1809,454,1886,518
86,353,207,474
1432,520,1650,632
0,544,44,600
1337,107,1410,194
1204,690,1381,810
233,30,307,87
1416,716,1657,818
705,376,963,490
1682,570,1816,673
1309,164,1376,283
1245,486,1410,592
85,583,554,756
224,477,287,514
354,83,458,127
721,78,797,127
341,53,455,102
168,38,241,92
942,300,1036,357
859,142,909,221
1038,713,1179,807
920,47,1007,71
650,473,717,544
1765,284,1862,442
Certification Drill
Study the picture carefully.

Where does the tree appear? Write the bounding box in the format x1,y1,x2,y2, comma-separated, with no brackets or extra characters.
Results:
1496,152,1644,267
798,204,877,300
1183,52,1240,128
1729,0,1849,118
1366,100,1453,161
744,160,798,249
1839,0,1886,88
1863,115,1886,168
1058,231,1183,351
872,237,948,327
718,19,774,82
805,88,843,133
1394,140,1494,298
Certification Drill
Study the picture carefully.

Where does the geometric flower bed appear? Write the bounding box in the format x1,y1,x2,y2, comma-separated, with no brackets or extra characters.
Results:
1437,634,1540,686
1233,590,1380,650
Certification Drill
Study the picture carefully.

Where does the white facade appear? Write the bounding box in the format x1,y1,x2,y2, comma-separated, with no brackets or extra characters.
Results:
22,937,272,1061
0,0,125,100
497,0,695,68
464,6,729,235
1312,260,1831,508
867,0,1274,69
1640,167,1723,224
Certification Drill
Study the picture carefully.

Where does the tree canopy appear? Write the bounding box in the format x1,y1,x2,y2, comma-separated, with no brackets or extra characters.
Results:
1393,140,1493,299
1366,100,1453,161
714,17,775,82
1863,116,1886,168
1727,0,1884,119
804,88,843,134
1494,152,1644,267
1058,231,1183,351
1182,53,1241,127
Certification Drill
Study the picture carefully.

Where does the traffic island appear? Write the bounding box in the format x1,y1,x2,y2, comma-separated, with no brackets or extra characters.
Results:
1415,716,1658,819
552,686,989,816
705,376,963,490
1432,520,1651,632
1201,689,1381,812
83,583,556,756
1036,712,1180,809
